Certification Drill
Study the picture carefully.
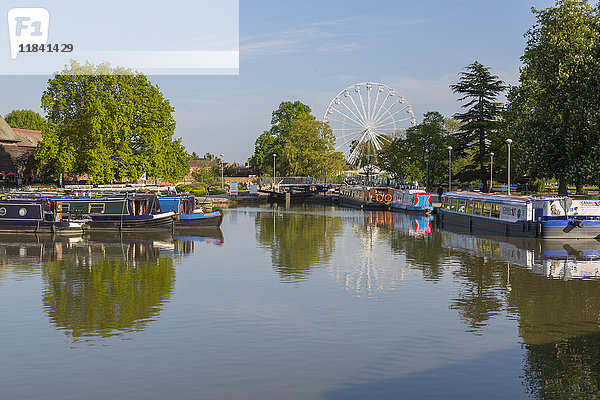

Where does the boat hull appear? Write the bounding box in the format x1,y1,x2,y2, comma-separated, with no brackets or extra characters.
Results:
0,220,82,234
176,210,223,227
82,212,175,231
438,209,600,239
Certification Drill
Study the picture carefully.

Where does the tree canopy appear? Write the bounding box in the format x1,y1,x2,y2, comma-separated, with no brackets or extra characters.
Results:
249,101,312,176
450,61,505,183
5,109,47,131
505,0,600,193
35,61,189,183
281,114,346,176
377,112,451,187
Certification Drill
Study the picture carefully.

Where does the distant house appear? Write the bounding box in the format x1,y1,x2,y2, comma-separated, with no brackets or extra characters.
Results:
189,158,220,174
0,115,42,182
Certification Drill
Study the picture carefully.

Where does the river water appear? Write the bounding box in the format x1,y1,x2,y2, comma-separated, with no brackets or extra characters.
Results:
1,204,600,399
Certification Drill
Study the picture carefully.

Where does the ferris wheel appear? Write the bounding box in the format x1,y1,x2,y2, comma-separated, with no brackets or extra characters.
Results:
323,82,416,165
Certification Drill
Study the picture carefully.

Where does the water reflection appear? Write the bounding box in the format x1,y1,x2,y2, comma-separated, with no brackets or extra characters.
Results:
328,212,435,296
42,232,177,340
441,229,600,279
255,206,343,282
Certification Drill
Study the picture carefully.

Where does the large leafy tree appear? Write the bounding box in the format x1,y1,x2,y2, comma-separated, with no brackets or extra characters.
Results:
5,109,47,130
450,62,506,183
249,101,311,176
378,112,451,187
35,61,189,183
281,114,346,176
506,0,600,194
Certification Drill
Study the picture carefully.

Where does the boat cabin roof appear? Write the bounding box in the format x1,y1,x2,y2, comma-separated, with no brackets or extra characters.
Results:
442,191,536,206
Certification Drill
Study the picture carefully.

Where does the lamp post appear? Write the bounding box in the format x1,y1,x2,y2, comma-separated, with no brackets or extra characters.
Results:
220,154,224,189
489,152,494,192
506,139,513,195
447,146,453,192
425,148,429,191
272,153,276,191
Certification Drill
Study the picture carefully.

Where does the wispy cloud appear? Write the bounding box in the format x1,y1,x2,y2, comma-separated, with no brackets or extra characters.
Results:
241,18,362,57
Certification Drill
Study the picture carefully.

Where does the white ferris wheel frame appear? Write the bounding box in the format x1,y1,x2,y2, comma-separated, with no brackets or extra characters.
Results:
323,82,416,165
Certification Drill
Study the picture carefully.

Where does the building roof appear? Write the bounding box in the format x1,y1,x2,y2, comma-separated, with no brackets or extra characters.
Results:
0,115,21,142
190,158,219,168
12,128,42,148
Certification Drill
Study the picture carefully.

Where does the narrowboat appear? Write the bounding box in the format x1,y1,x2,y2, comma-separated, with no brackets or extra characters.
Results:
337,186,393,210
389,189,433,213
0,199,83,233
157,195,223,227
59,194,175,231
438,191,600,239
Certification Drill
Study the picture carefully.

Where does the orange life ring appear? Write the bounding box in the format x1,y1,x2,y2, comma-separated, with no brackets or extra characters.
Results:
384,194,392,202
375,193,383,202
56,202,62,212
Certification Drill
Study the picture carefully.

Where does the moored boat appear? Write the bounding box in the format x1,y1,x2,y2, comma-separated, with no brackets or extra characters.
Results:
337,186,393,210
158,195,223,227
59,194,175,231
389,189,433,213
438,191,600,239
0,199,83,234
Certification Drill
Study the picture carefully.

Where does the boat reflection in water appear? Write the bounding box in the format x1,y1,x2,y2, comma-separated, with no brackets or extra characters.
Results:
441,227,600,280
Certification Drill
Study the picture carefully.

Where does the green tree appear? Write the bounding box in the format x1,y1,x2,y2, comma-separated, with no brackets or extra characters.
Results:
450,61,506,184
378,112,451,187
505,0,600,194
281,114,346,176
249,101,312,176
5,109,47,130
35,61,189,183
192,166,219,187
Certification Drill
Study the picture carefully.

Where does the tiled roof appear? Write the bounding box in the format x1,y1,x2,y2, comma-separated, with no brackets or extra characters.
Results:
12,128,42,148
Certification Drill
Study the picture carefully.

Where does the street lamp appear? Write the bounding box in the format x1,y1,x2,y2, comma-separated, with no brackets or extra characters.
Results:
272,153,276,191
447,146,453,192
506,139,513,195
489,152,494,192
220,154,224,189
425,148,429,191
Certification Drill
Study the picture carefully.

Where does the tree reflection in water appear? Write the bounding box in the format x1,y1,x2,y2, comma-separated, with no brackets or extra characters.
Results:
439,228,600,398
42,234,176,340
256,206,343,282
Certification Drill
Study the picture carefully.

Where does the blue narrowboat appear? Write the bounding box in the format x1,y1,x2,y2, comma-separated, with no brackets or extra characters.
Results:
0,199,82,233
158,195,223,227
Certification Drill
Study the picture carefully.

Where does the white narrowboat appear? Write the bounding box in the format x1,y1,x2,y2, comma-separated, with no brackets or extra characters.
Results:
389,189,433,213
438,191,600,239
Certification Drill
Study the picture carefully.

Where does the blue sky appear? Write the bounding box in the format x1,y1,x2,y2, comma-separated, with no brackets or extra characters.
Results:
0,0,556,163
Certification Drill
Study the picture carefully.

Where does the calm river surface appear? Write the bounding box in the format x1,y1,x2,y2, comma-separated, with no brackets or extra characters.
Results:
2,204,600,399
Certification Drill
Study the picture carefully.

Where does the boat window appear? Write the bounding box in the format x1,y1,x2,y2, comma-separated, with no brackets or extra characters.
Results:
491,203,501,218
61,203,70,212
465,201,473,214
442,198,449,209
482,202,491,216
472,201,482,215
457,200,466,213
89,203,105,214
450,199,457,211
